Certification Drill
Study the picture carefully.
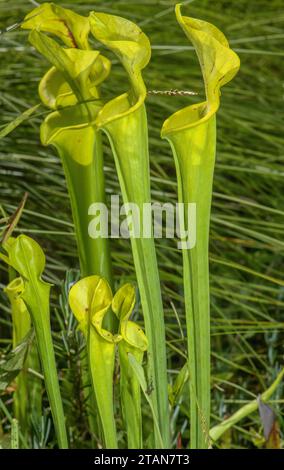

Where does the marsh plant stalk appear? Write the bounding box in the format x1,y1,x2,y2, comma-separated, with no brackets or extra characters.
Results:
102,107,170,447
168,119,216,448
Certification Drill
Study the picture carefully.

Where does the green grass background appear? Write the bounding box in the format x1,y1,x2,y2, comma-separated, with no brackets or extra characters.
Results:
0,0,284,448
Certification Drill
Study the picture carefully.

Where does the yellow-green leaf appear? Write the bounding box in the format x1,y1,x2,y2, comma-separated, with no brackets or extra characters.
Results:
162,4,240,137
69,275,118,342
29,30,100,104
1,235,68,448
90,11,170,447
22,2,90,49
69,275,119,448
4,277,30,348
161,5,240,449
90,11,151,126
112,284,147,351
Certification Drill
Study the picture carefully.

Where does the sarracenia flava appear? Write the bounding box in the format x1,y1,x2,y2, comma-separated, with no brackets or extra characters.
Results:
21,3,115,438
162,4,240,449
14,2,251,449
21,3,114,292
21,3,166,447
89,11,170,448
0,235,68,448
69,276,147,449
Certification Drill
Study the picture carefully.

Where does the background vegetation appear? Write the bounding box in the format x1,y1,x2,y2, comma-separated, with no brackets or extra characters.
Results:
0,0,283,448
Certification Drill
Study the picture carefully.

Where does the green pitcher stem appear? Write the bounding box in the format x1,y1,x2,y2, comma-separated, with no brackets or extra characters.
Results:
119,344,143,448
162,4,240,448
130,237,169,447
61,132,112,283
60,130,116,335
103,106,170,448
68,275,118,449
88,327,118,449
3,236,68,449
34,318,68,449
169,117,216,448
59,130,115,441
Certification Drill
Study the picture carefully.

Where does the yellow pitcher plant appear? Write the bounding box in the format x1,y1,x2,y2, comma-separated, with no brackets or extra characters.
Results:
162,4,240,449
89,11,170,448
69,277,147,449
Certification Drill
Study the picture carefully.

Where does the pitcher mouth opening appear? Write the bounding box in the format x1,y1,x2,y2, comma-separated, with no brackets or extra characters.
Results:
40,100,100,146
